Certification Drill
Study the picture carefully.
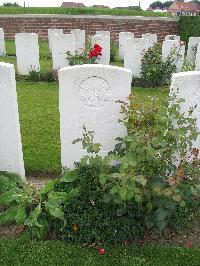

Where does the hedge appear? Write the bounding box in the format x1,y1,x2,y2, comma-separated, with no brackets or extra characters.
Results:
179,16,200,43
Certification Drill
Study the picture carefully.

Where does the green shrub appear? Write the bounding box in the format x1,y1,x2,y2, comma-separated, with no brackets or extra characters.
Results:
110,41,119,62
16,70,58,82
56,95,199,242
98,94,200,234
138,44,176,87
179,16,200,44
182,59,195,72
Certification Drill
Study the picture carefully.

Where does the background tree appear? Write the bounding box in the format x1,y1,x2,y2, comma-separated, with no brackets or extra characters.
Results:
149,1,173,10
3,2,20,6
149,1,164,9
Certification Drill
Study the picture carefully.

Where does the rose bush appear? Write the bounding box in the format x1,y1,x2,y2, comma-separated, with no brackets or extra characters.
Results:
67,41,103,66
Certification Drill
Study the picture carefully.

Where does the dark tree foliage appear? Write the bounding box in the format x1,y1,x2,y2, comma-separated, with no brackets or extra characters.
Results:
149,1,173,10
3,2,20,6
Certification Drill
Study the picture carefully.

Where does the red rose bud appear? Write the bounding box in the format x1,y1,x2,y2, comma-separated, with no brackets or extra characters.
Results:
186,241,193,248
138,240,145,246
122,240,129,246
98,248,105,255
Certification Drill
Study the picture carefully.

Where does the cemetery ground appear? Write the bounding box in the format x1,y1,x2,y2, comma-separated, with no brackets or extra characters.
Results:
0,40,200,265
0,237,200,266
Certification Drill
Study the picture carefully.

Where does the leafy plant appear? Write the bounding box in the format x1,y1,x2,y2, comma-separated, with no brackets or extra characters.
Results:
98,94,200,233
56,128,142,243
0,172,79,240
110,40,119,62
182,59,195,72
16,70,58,82
139,44,176,87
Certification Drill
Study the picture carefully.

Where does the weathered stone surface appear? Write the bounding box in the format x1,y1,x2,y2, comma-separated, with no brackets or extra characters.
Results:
195,43,200,71
162,40,185,72
0,28,6,56
71,29,85,54
58,64,132,169
15,33,40,75
170,71,200,150
142,33,157,47
91,35,110,65
119,32,134,60
96,30,110,37
48,28,63,52
187,37,200,62
52,34,75,70
165,35,180,41
124,38,151,77
0,62,25,178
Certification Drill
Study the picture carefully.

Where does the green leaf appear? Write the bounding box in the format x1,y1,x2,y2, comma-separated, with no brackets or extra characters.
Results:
134,194,143,203
15,204,27,225
33,217,49,239
25,204,42,227
44,201,64,220
41,179,59,194
0,205,18,225
0,172,24,192
48,188,79,204
61,170,78,183
126,190,134,201
99,175,108,185
155,208,168,221
66,188,79,201
110,185,119,195
0,190,17,205
119,187,127,201
172,194,182,203
135,176,147,187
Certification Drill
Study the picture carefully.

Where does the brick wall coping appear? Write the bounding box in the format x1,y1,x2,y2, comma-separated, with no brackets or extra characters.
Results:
0,14,179,22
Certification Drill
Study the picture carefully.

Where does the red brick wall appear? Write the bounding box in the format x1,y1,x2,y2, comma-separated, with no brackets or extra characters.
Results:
0,14,179,41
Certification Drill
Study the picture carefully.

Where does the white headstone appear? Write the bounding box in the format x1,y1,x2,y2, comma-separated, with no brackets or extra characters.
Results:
0,28,6,56
52,34,75,70
48,28,63,53
15,33,40,75
162,40,185,73
187,37,200,62
119,32,134,60
165,35,180,41
96,31,110,38
71,29,85,55
124,38,151,78
170,71,200,150
142,33,157,47
58,64,132,169
91,35,110,65
0,63,25,179
195,43,200,71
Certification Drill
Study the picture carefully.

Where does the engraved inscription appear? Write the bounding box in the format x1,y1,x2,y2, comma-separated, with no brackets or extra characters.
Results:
79,76,111,108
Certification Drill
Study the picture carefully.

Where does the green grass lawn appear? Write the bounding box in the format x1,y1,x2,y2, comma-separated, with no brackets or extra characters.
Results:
0,6,171,17
0,238,199,266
